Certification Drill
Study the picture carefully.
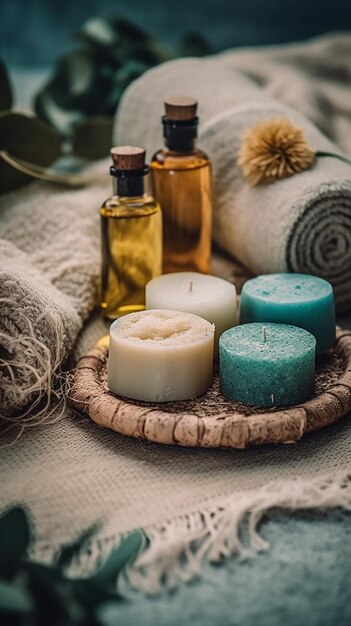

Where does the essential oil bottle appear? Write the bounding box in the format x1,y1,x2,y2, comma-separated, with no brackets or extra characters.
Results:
100,146,162,320
151,97,212,274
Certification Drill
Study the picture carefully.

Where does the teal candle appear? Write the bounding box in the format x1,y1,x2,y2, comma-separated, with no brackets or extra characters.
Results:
219,323,316,407
239,274,335,355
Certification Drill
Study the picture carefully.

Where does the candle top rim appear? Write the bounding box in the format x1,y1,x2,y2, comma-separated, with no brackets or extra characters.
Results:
148,272,236,287
220,322,316,359
110,309,214,348
242,273,333,304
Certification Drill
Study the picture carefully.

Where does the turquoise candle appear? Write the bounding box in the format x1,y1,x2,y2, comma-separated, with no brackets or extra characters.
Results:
239,274,335,355
219,323,316,407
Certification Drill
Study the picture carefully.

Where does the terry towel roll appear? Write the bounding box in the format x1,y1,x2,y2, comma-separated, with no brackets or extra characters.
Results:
114,58,351,312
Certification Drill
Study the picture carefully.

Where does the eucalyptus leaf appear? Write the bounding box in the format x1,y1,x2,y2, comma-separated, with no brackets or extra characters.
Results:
56,525,99,570
35,84,84,137
25,562,77,623
65,51,95,98
0,60,12,111
34,50,98,134
72,116,113,160
34,14,171,137
35,52,114,133
0,112,61,193
77,16,120,47
70,579,119,614
77,16,153,51
114,60,150,85
26,561,118,624
0,580,33,615
0,507,137,626
0,507,30,573
32,12,211,158
178,32,214,57
90,530,144,587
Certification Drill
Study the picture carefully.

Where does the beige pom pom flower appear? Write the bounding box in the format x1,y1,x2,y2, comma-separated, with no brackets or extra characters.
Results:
238,118,316,186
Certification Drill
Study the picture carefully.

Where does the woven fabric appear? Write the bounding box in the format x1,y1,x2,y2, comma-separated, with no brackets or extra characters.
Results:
0,163,107,417
1,327,351,588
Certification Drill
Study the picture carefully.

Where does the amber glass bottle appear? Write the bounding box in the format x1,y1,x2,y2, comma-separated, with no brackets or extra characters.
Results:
151,97,212,274
100,146,162,320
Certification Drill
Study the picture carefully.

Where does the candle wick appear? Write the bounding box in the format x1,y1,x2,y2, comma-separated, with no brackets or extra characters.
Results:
262,326,267,341
271,393,275,405
189,280,193,292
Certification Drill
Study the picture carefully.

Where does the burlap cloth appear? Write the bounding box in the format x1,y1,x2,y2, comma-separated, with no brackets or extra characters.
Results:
2,300,351,593
1,33,351,592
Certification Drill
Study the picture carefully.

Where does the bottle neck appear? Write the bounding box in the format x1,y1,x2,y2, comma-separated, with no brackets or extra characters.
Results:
110,166,147,197
163,116,198,153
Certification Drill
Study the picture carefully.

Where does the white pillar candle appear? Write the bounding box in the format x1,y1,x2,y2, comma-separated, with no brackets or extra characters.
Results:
108,309,214,402
146,272,238,356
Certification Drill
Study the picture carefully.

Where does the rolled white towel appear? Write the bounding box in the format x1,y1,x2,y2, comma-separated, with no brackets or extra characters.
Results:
114,58,351,312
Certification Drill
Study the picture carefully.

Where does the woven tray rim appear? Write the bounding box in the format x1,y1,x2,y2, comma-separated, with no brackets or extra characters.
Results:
68,326,351,449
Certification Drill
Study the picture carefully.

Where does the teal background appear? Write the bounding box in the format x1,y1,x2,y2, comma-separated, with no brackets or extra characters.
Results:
1,0,351,67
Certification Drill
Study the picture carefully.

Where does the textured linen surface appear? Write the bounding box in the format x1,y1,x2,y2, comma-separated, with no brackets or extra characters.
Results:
1,345,350,556
1,33,351,588
115,32,351,312
0,163,107,416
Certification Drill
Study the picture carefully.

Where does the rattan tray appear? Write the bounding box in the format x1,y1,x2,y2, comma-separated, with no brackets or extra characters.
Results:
68,327,351,449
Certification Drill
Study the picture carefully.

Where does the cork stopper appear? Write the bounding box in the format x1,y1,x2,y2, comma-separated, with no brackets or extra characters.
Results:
110,146,146,170
164,96,198,121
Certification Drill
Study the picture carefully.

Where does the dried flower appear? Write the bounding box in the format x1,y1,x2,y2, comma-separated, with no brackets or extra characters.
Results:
238,118,316,186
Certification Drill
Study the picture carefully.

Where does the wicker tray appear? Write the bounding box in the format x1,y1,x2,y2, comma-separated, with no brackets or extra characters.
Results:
68,327,351,449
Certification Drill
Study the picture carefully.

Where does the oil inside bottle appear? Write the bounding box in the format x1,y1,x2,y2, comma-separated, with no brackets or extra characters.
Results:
151,96,212,275
151,150,211,274
100,146,162,321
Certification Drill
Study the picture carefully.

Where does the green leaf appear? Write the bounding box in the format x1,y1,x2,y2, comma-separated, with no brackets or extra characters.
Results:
35,84,84,137
26,562,119,623
178,32,214,57
90,531,144,587
0,580,33,615
0,112,61,193
77,16,151,50
34,14,172,136
34,50,96,134
25,562,77,623
0,507,30,572
56,524,99,570
114,60,149,84
71,578,120,614
35,50,113,133
0,60,13,111
72,116,113,160
77,16,119,47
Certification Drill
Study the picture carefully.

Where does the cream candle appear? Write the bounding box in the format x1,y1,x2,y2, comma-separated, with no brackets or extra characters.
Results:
108,309,214,402
146,272,238,355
